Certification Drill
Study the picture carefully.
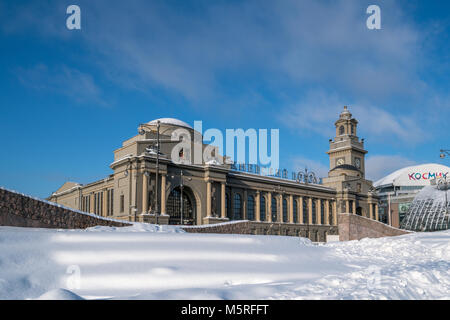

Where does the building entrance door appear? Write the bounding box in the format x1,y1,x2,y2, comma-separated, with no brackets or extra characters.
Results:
167,186,195,225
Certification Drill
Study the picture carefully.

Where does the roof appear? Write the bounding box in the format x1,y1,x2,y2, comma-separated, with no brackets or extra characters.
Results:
374,163,450,188
148,118,192,129
330,164,359,172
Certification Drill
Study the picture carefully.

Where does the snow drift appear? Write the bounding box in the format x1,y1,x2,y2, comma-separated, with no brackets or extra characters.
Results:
0,223,448,300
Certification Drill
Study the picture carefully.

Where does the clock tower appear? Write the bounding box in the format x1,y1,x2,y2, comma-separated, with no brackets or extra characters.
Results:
322,106,378,217
326,106,367,178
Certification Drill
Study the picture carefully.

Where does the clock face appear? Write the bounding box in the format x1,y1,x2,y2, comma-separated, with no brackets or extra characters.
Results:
336,158,345,166
355,158,361,169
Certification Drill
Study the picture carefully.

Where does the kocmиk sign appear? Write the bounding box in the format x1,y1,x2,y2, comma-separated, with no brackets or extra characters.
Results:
408,172,448,181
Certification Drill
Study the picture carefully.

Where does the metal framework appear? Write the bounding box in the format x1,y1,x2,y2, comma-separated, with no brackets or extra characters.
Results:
401,180,450,231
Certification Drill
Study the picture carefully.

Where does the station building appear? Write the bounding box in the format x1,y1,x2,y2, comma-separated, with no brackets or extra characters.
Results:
48,107,380,239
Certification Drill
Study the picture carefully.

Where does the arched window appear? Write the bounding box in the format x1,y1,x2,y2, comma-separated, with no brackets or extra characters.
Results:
234,193,242,220
271,197,277,222
312,199,317,224
260,196,266,221
293,200,298,223
283,198,288,223
351,125,354,135
339,125,345,135
303,198,308,224
247,195,255,221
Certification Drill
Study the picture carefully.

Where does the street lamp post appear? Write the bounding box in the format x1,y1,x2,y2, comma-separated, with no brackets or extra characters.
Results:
138,120,165,224
155,121,160,224
139,121,192,225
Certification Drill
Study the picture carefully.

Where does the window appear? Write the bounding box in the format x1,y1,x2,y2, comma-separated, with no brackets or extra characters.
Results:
94,192,103,215
271,197,277,222
312,199,317,224
120,195,125,213
99,192,103,215
234,193,242,220
107,189,114,216
339,125,345,135
329,201,333,224
320,200,324,225
260,196,266,221
293,200,298,223
351,124,354,135
303,198,308,224
283,198,288,223
247,195,255,221
82,195,90,212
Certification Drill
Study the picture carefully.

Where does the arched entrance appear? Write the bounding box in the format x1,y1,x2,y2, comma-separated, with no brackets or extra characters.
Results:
167,186,196,225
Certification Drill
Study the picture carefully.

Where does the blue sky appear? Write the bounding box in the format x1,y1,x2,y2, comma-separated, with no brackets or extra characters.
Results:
0,0,449,198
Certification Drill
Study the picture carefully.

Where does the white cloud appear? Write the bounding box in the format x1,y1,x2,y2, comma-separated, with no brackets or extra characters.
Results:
2,0,426,105
15,64,106,106
366,155,417,182
279,89,427,144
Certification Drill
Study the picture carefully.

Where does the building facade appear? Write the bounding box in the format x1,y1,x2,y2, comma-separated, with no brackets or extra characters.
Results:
48,107,380,238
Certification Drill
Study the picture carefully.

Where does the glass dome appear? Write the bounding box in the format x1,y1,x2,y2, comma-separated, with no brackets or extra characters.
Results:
401,183,450,232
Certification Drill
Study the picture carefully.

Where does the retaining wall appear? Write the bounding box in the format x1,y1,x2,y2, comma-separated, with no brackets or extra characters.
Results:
0,187,131,229
338,213,411,241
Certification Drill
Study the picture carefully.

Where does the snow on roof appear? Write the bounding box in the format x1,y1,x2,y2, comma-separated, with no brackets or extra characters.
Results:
374,163,450,188
148,118,192,129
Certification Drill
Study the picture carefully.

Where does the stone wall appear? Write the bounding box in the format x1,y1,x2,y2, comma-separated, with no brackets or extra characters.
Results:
338,213,411,241
183,220,338,242
0,187,131,229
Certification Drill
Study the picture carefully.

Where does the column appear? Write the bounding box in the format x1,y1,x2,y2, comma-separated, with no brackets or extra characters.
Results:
316,199,321,225
268,192,272,222
299,196,304,224
346,200,350,213
325,199,330,225
375,204,379,221
308,197,313,224
221,182,226,219
142,172,148,214
161,174,166,215
333,200,337,225
206,180,212,217
289,195,294,223
369,202,373,219
255,191,261,222
352,200,356,215
103,189,108,217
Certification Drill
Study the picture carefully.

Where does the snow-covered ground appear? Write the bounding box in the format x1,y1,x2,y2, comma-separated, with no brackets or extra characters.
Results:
0,223,448,300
